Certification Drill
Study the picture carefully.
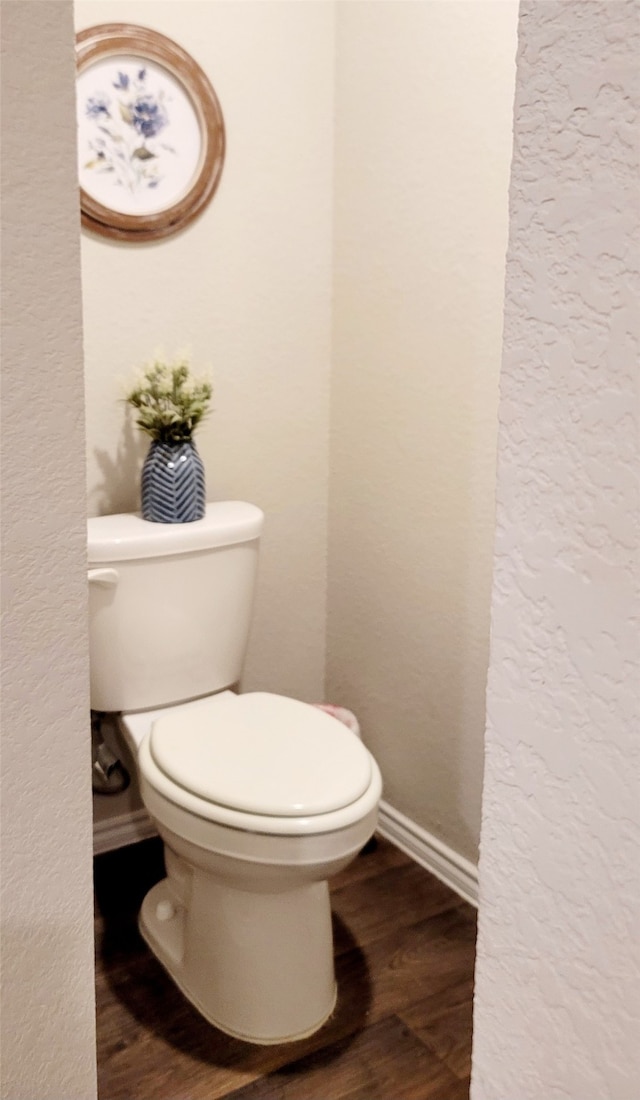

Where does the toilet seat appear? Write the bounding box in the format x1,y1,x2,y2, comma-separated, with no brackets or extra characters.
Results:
149,691,372,817
134,692,382,837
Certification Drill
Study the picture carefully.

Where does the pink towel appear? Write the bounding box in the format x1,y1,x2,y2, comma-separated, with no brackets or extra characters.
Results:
313,704,361,739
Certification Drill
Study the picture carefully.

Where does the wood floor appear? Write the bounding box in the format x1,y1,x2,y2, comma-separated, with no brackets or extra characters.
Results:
94,836,476,1099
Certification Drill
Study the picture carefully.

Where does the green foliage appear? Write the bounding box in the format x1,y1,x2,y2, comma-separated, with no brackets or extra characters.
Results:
125,358,212,444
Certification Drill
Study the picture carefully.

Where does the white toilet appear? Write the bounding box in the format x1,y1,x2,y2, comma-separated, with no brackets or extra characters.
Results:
87,502,382,1045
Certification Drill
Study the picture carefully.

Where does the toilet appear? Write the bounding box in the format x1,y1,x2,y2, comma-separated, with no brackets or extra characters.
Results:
87,502,382,1045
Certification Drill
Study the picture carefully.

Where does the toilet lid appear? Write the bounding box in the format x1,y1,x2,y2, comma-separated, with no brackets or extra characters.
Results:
149,692,373,817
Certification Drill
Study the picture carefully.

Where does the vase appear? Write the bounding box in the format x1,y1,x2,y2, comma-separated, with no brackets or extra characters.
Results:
141,439,206,523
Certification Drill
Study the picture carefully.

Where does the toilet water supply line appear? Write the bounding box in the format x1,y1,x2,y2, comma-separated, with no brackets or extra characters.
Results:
91,710,130,796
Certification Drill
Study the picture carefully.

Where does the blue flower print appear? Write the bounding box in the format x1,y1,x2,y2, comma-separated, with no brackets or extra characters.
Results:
130,95,168,140
86,95,111,119
82,64,174,195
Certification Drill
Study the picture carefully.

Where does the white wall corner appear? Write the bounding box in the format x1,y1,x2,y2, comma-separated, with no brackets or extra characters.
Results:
472,2,640,1097
0,3,97,1097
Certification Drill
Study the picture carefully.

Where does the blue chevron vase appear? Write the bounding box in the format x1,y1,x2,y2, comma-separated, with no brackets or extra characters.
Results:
141,440,206,523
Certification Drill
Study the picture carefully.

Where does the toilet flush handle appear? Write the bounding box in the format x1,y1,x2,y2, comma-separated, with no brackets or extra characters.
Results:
88,568,119,587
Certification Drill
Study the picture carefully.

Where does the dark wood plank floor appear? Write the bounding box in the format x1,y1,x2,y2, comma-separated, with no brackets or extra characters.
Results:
94,836,476,1099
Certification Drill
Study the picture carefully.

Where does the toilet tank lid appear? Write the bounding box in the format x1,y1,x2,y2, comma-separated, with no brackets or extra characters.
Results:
88,501,264,562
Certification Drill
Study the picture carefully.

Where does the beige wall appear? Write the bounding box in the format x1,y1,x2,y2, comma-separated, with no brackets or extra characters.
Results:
76,0,335,703
328,0,518,863
472,2,640,1095
0,3,97,1097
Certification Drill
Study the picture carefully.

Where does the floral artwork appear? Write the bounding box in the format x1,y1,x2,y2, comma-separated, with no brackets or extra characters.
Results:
83,66,173,197
76,25,225,241
77,54,202,217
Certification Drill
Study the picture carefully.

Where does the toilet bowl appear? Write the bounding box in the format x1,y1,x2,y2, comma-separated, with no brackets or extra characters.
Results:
88,503,382,1043
120,690,382,1044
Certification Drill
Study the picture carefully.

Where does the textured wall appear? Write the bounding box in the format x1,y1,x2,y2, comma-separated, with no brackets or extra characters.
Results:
0,3,97,1097
472,3,640,1097
76,0,334,703
328,0,517,862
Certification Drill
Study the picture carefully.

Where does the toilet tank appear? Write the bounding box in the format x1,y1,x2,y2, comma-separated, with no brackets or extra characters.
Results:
87,502,264,713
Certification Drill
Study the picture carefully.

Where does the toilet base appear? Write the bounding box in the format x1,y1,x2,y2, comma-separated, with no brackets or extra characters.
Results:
139,875,338,1045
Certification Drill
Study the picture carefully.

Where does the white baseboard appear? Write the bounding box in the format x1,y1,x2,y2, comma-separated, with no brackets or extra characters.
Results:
93,808,158,856
377,800,478,908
